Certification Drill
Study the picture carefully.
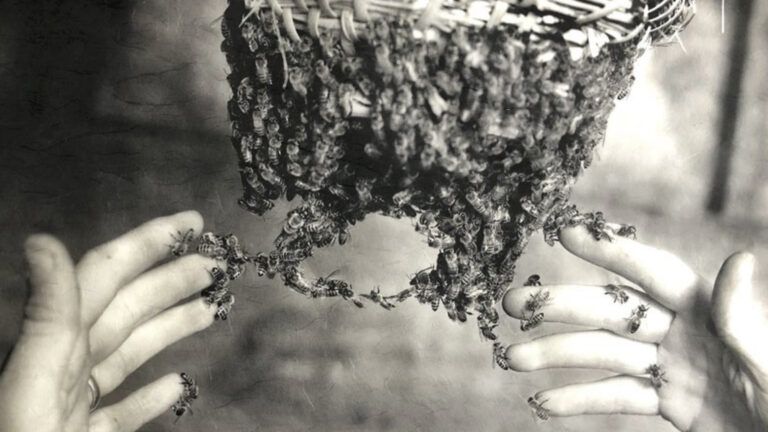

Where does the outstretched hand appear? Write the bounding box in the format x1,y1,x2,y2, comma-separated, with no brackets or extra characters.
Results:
502,225,768,432
0,211,220,432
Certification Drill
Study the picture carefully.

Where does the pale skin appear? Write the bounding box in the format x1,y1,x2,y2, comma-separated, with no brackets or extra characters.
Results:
0,211,223,432
502,225,768,432
1,213,766,432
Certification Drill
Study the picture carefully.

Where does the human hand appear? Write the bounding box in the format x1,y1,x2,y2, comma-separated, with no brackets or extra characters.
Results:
501,225,767,431
0,211,221,432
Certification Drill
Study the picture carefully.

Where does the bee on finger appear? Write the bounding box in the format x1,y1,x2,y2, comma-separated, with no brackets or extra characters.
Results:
627,304,650,334
605,284,630,304
646,364,668,389
527,396,551,421
169,228,196,257
492,342,510,370
207,267,230,289
520,312,544,331
172,373,199,420
616,224,637,239
214,292,235,321
524,289,552,313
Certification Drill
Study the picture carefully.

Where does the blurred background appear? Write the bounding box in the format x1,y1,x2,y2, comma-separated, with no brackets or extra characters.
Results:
0,0,766,431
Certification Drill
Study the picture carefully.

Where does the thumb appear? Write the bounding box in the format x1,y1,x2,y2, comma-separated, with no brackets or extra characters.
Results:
711,252,768,378
4,234,81,374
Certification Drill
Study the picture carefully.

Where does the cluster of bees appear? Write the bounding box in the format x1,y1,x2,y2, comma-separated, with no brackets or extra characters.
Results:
171,373,199,420
220,0,644,387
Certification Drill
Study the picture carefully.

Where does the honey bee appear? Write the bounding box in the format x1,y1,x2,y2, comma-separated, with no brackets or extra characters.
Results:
479,321,498,340
251,252,269,277
617,75,635,100
169,228,195,257
314,60,335,87
355,178,373,206
200,232,223,247
524,289,552,313
527,396,551,421
374,44,395,76
520,312,544,331
288,67,308,98
460,85,483,123
481,223,504,256
254,54,271,84
208,267,230,289
646,364,668,389
616,224,637,239
236,77,254,113
252,112,265,136
360,286,396,310
430,295,441,311
172,373,199,420
627,304,650,334
523,274,541,287
440,248,459,278
213,291,235,321
197,241,228,259
605,284,630,304
258,163,285,188
492,342,510,370
238,194,274,215
225,261,244,280
284,267,312,296
385,287,415,303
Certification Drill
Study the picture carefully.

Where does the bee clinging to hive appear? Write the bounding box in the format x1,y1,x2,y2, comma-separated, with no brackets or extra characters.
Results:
218,0,695,373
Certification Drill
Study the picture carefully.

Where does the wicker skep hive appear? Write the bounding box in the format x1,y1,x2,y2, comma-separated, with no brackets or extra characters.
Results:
220,0,695,343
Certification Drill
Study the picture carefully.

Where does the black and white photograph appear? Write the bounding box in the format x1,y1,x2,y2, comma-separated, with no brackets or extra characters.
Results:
0,0,766,430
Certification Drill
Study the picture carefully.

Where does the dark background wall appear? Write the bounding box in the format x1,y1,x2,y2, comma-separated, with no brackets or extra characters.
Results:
1,1,766,431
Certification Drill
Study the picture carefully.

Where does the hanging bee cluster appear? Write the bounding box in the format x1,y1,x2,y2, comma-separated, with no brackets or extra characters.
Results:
220,0,666,346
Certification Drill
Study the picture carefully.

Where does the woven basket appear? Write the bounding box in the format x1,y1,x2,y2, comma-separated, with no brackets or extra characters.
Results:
221,0,694,340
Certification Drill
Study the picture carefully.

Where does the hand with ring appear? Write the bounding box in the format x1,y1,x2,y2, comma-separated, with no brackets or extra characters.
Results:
502,225,768,431
0,211,221,432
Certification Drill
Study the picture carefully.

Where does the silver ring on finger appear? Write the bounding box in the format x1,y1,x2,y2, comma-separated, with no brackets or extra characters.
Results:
88,375,102,412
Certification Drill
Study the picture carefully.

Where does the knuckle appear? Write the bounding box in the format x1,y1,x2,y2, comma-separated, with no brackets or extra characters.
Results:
112,346,138,378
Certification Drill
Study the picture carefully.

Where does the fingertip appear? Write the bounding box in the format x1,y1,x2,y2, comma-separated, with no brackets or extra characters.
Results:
501,287,525,318
505,343,540,372
172,210,205,236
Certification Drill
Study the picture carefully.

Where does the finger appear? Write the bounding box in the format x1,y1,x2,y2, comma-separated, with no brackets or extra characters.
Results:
559,225,703,310
92,298,215,395
711,252,768,384
77,210,203,327
502,285,674,343
4,235,81,376
90,254,222,362
89,373,186,432
505,330,657,374
533,376,659,417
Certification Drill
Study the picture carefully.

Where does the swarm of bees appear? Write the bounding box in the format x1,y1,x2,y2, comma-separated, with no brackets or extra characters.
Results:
171,373,199,421
218,0,690,376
